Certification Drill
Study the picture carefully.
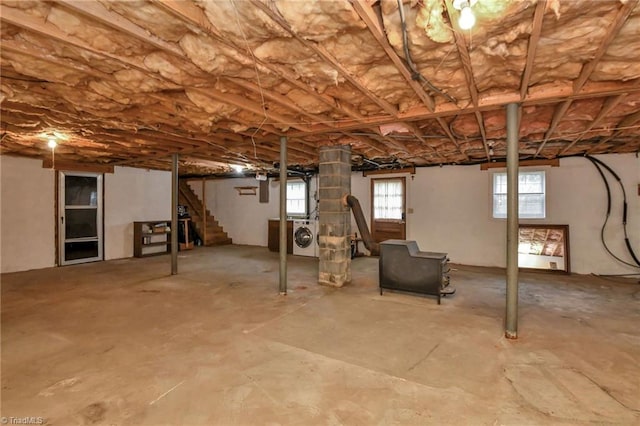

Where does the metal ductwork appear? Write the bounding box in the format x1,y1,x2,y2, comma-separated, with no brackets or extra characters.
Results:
345,195,379,256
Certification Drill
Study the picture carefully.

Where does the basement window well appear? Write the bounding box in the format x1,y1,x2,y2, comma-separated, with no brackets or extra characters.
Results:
493,171,546,219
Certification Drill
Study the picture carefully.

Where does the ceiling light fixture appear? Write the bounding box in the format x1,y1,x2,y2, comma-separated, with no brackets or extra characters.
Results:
453,0,478,30
231,164,244,173
46,137,57,170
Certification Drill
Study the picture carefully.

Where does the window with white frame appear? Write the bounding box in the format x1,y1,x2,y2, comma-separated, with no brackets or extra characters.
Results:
286,180,307,216
493,170,546,219
373,179,403,220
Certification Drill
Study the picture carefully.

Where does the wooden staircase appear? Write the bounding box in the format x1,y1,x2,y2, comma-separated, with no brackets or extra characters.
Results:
178,180,232,246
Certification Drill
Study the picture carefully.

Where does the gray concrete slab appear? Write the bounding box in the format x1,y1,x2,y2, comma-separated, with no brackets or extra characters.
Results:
1,245,639,425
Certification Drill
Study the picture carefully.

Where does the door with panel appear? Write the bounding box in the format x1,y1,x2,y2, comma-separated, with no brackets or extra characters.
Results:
371,177,406,243
59,172,103,265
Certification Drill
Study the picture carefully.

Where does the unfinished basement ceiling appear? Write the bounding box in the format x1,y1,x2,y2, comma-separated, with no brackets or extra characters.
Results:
1,0,639,176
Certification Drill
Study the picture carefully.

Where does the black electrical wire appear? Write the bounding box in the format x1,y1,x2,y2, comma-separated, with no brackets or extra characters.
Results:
395,0,457,103
586,155,640,268
587,155,640,267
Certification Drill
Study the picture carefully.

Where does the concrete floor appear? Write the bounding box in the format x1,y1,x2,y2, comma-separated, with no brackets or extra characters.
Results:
1,245,639,425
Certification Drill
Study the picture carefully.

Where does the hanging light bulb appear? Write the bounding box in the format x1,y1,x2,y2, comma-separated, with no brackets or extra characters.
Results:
47,137,57,149
458,4,476,30
453,0,477,30
231,164,244,173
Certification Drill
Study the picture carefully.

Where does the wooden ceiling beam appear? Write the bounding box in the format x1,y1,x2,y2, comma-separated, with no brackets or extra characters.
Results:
3,44,207,134
1,98,259,163
249,0,398,118
342,133,389,155
618,138,640,152
444,1,488,160
520,0,546,100
0,4,309,134
0,5,166,84
351,0,437,111
534,100,573,157
56,0,184,56
369,132,410,154
57,0,338,133
246,142,312,161
190,88,311,132
226,78,336,128
436,117,469,161
480,159,559,170
150,0,224,38
586,109,640,154
154,0,362,124
558,93,627,155
474,111,488,155
109,142,284,168
1,39,112,81
572,0,638,93
298,81,640,136
0,111,285,172
401,122,447,161
99,129,218,152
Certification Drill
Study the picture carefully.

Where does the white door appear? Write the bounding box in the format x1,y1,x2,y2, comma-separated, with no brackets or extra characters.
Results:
371,177,406,243
59,172,103,265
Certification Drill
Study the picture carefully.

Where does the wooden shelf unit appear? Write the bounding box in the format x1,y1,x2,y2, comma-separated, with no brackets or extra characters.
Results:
134,220,171,258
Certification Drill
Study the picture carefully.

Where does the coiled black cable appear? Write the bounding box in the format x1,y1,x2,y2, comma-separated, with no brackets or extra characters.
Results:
586,155,640,268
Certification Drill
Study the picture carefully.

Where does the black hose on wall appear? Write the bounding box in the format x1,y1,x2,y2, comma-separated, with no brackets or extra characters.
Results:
586,155,640,268
346,195,380,256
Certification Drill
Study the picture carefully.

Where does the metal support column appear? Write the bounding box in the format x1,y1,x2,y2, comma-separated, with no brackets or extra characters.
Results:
202,178,207,246
279,136,288,295
171,153,179,275
505,103,519,338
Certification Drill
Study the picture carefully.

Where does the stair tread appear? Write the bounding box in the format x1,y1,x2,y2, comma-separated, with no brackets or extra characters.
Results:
180,180,231,245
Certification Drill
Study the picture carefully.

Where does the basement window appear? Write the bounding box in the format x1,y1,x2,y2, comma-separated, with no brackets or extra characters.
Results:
286,180,307,216
493,171,546,219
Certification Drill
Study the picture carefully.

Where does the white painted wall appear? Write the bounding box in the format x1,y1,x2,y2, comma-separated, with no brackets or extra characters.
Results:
196,176,318,246
0,156,171,273
198,154,638,275
1,156,56,273
351,153,639,275
2,153,636,276
104,167,171,260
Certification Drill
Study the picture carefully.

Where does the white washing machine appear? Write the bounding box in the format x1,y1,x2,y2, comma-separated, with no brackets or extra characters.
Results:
293,220,317,257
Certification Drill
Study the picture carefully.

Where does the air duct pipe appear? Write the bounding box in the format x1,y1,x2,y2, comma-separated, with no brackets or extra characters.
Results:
345,195,379,256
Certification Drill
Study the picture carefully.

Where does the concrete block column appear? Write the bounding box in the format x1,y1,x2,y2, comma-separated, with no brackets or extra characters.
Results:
318,145,351,287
